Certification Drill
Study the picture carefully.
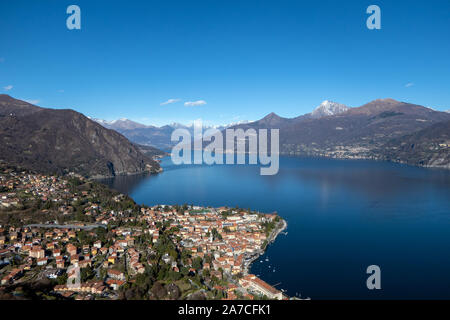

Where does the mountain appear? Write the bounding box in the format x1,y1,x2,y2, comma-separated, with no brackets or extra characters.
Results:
90,98,450,169
227,112,293,131
280,99,450,158
92,118,173,150
134,144,168,158
94,119,248,150
290,100,350,122
310,100,350,118
251,112,292,128
379,120,450,168
0,94,42,117
0,95,161,178
114,125,177,150
224,98,450,169
92,118,149,131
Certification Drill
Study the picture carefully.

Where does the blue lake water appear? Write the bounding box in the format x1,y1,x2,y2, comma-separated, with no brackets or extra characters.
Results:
101,156,450,299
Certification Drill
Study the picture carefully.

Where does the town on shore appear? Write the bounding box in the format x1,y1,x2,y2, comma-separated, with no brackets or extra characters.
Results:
0,163,288,300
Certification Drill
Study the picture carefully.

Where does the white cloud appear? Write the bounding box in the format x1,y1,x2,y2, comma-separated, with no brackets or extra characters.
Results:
57,89,64,93
405,82,414,88
160,98,181,106
184,100,207,107
3,85,13,91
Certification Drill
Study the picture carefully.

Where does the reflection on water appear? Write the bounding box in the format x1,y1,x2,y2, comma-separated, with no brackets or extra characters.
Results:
294,160,450,197
98,172,152,196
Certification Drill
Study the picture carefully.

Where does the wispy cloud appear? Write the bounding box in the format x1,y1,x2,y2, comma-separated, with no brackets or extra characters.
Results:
160,98,181,106
405,82,414,88
3,85,13,91
57,89,65,93
184,100,207,107
0,58,5,63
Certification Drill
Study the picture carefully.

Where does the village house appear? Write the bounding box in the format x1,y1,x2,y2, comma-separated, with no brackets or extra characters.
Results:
29,246,45,259
107,269,125,281
106,279,125,290
239,274,283,300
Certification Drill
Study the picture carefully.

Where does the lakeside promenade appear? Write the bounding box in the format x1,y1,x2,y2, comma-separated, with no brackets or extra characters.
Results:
242,218,288,276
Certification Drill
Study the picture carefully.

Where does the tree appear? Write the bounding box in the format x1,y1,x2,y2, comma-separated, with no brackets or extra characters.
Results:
57,273,68,285
150,282,167,299
80,267,94,282
95,227,107,242
192,257,203,270
166,283,181,299
211,228,222,241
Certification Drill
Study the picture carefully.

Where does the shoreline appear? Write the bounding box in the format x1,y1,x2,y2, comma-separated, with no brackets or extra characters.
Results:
242,218,288,276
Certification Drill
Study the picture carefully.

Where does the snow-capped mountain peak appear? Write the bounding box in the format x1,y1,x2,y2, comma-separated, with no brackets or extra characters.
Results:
311,100,350,118
110,118,130,123
92,118,149,130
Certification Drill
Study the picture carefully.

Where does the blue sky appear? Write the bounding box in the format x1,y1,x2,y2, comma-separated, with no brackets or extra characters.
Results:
1,0,449,126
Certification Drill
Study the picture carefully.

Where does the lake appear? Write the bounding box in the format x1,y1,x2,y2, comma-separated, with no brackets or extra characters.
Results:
101,156,450,299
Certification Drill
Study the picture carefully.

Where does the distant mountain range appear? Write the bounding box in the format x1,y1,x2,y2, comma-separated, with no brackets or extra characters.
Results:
92,118,149,131
228,98,450,169
93,98,450,169
2,94,448,175
92,100,351,149
0,95,161,178
225,100,352,131
92,118,251,150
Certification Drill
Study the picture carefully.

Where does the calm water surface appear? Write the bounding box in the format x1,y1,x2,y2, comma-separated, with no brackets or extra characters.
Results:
101,156,450,299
